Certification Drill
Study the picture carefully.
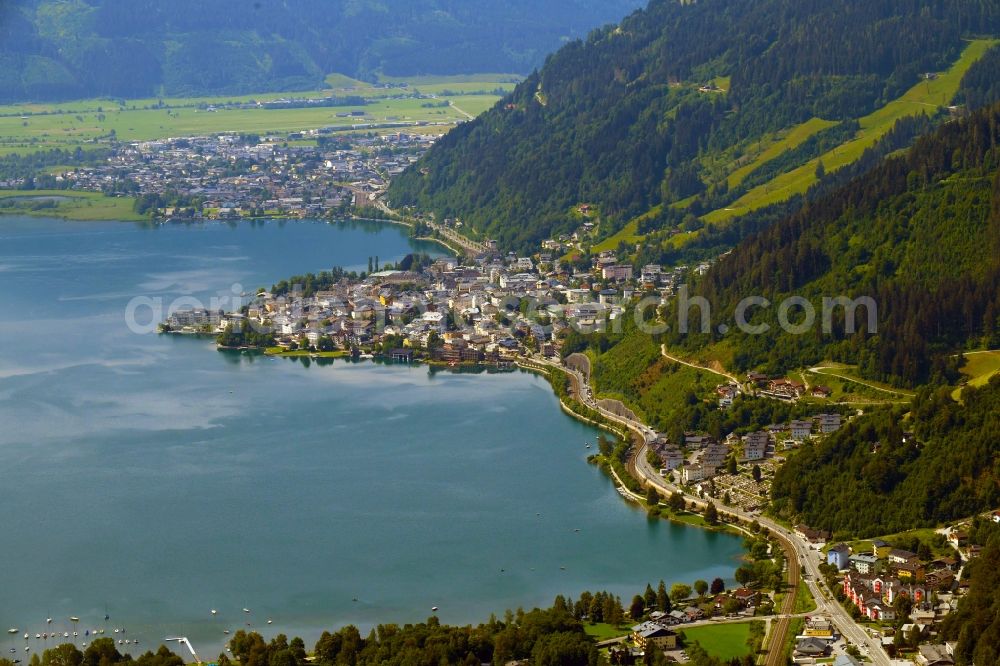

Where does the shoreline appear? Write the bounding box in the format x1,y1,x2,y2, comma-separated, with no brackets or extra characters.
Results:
0,198,462,257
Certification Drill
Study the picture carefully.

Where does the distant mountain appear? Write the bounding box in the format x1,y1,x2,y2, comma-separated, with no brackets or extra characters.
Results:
0,0,645,101
387,0,1000,252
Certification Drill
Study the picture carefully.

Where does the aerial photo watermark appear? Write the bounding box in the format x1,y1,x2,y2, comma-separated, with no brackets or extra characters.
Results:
124,282,878,341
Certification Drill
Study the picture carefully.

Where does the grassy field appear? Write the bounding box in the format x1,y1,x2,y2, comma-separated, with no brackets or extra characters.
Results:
726,117,838,188
0,74,511,155
0,189,144,220
953,350,1000,399
841,527,953,558
793,581,817,614
703,39,998,224
795,366,908,405
681,623,753,661
591,217,644,253
583,622,630,641
807,363,916,400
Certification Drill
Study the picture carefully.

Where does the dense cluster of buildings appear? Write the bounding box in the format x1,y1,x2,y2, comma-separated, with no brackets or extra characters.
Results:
163,249,653,358
54,131,437,218
648,412,843,491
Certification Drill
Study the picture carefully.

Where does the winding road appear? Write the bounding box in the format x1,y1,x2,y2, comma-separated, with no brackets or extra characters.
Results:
530,353,893,666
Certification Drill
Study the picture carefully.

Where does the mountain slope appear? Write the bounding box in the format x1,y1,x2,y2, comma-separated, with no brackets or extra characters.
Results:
387,0,1000,252
664,102,1000,388
0,0,645,101
770,376,1000,536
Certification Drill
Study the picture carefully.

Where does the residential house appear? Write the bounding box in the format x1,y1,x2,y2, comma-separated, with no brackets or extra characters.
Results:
889,549,919,566
631,622,677,651
916,644,954,666
681,463,711,484
812,385,833,399
817,413,841,433
789,420,813,440
795,524,832,544
794,637,829,658
602,264,633,281
850,553,879,574
872,539,893,559
827,543,852,570
742,431,769,460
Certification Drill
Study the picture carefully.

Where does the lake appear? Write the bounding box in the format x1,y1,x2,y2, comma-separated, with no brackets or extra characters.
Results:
0,216,743,658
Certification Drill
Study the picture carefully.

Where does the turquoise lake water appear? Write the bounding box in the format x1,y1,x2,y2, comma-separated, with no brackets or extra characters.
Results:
0,216,743,657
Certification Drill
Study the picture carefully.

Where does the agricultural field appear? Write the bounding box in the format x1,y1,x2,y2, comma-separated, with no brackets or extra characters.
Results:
0,74,514,156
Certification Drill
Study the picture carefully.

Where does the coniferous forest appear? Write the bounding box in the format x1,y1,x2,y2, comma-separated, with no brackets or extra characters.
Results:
388,0,1000,252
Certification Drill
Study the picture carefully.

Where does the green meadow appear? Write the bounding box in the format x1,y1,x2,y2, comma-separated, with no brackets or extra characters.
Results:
952,350,1000,400
0,74,512,155
681,623,754,661
703,39,998,224
0,189,145,221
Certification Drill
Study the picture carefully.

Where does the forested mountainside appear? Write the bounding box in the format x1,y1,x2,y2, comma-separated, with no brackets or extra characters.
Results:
943,521,1000,666
558,103,1000,477
770,377,1000,537
387,0,1000,252
0,0,644,101
664,102,1000,388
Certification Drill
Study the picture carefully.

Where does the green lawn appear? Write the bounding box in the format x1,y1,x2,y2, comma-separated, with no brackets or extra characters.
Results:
584,622,631,641
681,623,753,661
703,38,998,224
0,189,144,221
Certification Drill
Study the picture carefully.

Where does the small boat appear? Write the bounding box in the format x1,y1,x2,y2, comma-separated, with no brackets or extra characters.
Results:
114,629,119,634
23,634,28,640
431,607,438,612
211,610,218,615
574,528,580,532
63,633,69,638
560,566,566,570
134,641,139,646
223,630,230,635
242,608,250,613
34,635,39,640
73,633,78,638
118,641,123,646
266,620,273,625
69,617,79,623
7,630,17,635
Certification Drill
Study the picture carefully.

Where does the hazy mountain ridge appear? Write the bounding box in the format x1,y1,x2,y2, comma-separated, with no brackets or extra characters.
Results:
0,0,645,101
